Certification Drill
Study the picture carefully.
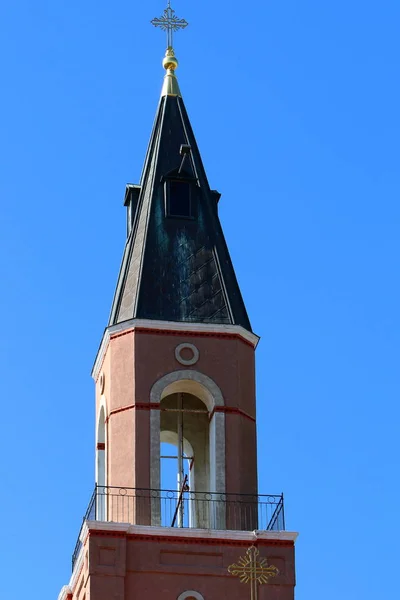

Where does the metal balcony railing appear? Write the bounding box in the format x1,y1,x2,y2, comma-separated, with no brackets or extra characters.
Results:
72,486,285,570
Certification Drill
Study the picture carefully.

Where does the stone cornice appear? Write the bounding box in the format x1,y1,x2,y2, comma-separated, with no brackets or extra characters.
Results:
84,521,298,544
92,319,260,380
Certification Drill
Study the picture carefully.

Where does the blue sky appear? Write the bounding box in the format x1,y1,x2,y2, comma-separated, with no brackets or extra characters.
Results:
1,1,399,598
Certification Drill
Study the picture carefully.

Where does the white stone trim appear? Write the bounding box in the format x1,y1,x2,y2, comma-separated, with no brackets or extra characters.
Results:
209,410,225,495
177,592,204,600
57,586,71,600
96,403,106,446
96,402,107,520
84,520,299,542
92,318,259,380
82,520,132,536
150,407,161,526
58,527,86,600
98,394,109,421
175,343,199,366
150,369,224,411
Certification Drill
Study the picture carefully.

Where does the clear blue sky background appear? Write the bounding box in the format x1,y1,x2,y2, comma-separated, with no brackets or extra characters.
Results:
1,1,399,598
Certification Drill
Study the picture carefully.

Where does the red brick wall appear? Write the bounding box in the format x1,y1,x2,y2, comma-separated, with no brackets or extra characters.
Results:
73,529,295,600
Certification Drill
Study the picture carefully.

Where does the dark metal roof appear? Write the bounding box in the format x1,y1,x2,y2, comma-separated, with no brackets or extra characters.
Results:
108,95,251,332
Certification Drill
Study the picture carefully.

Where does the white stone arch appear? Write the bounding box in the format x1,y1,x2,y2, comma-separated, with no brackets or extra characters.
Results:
177,592,204,600
98,393,108,420
150,370,226,527
150,369,224,411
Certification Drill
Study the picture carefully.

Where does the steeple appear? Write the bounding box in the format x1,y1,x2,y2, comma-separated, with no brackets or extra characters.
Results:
109,7,251,331
58,7,296,599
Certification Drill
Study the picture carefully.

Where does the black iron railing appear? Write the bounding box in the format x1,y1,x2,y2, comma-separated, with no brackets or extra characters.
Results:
72,486,284,570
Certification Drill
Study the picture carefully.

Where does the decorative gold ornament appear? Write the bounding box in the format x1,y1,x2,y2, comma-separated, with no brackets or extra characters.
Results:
228,546,279,600
151,1,188,49
163,46,179,71
151,2,187,98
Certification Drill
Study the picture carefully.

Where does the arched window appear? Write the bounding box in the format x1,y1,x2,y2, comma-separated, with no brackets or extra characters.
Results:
96,405,106,520
150,370,226,529
160,392,208,528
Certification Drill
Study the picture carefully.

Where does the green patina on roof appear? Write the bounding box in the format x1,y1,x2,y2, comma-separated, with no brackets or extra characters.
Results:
108,93,251,332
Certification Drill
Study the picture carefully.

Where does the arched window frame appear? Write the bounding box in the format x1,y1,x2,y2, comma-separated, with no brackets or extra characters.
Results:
150,370,226,527
95,398,107,520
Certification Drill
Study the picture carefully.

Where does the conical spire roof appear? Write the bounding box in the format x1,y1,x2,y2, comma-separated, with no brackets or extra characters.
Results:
108,46,251,332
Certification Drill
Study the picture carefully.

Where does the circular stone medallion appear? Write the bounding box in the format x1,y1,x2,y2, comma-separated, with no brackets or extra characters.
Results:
99,372,105,394
175,343,200,366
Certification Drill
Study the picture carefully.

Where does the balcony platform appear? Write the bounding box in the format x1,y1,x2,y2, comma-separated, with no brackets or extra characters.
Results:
72,486,286,570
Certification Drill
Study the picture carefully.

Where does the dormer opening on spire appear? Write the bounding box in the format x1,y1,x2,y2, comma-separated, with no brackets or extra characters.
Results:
165,179,193,219
164,143,197,219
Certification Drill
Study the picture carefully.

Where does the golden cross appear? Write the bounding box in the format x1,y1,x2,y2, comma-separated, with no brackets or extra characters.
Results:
151,1,189,49
228,546,279,600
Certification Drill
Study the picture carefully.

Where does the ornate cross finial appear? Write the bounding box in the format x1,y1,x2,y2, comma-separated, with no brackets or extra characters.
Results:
151,1,188,49
228,546,279,600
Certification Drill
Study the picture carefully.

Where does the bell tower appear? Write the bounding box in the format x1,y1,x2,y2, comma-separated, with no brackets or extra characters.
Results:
58,4,297,600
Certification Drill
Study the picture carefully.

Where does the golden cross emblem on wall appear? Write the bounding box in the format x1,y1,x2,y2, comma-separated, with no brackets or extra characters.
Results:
228,546,279,600
151,1,189,49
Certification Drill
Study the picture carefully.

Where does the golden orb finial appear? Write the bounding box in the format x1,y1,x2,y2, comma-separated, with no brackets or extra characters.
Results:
163,46,179,71
160,46,181,97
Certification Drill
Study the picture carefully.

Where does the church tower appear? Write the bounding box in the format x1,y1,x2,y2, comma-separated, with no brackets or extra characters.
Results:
59,4,297,599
